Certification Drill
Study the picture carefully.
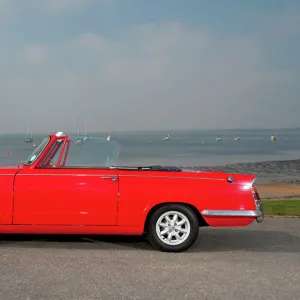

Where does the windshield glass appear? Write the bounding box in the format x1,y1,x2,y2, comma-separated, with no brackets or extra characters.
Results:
61,135,121,168
22,136,50,165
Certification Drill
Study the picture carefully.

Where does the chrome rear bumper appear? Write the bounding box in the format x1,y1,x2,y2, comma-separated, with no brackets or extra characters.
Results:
254,200,264,223
201,200,264,223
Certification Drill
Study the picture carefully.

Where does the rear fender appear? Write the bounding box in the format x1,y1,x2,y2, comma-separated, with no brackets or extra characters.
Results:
200,174,263,227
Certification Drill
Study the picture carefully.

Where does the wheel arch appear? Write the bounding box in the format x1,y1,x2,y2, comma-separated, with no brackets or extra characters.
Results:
143,202,208,233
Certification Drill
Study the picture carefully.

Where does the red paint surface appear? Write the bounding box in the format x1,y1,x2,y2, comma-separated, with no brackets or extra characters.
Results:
0,133,259,235
13,168,118,225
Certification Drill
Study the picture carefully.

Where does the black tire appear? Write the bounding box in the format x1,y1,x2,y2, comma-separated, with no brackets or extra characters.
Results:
146,204,199,252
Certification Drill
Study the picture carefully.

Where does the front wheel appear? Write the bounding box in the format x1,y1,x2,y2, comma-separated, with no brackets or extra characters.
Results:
147,204,199,252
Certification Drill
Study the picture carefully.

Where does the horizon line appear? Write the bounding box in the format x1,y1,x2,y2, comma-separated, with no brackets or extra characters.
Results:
1,126,300,135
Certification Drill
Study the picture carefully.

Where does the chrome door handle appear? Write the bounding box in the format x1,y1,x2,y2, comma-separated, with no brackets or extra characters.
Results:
101,176,118,182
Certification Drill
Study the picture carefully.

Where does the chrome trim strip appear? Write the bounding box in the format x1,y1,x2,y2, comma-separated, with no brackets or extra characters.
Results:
16,173,225,180
118,175,225,180
17,174,116,177
0,174,16,176
201,209,263,217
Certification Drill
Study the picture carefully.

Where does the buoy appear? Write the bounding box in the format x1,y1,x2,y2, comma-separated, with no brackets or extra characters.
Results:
7,151,11,156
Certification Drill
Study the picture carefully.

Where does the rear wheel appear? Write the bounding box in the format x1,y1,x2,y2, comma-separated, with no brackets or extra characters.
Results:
146,204,199,252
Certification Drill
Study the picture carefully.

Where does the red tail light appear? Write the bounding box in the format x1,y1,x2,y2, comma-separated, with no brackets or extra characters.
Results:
251,185,260,200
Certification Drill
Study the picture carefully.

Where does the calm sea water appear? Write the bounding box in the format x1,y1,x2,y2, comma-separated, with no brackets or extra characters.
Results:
0,130,300,167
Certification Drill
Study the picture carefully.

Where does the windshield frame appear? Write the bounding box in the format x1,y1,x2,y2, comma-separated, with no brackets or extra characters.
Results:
22,136,51,166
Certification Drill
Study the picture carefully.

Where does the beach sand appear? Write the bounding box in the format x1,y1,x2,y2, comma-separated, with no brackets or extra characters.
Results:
256,183,300,199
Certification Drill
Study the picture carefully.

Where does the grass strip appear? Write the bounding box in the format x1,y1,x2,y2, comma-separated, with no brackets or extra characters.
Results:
262,200,300,216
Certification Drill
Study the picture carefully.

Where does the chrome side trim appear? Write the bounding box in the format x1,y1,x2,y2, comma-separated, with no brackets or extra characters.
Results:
118,175,225,180
17,174,116,177
16,173,225,180
201,209,263,217
0,174,16,176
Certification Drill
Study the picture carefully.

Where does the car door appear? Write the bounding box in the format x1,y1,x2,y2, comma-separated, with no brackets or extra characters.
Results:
13,167,119,225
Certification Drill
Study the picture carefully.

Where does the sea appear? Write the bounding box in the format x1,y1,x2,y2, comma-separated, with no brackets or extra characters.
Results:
1,129,300,168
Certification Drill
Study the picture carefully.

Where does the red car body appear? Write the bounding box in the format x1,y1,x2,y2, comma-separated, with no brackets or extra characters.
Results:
0,132,263,252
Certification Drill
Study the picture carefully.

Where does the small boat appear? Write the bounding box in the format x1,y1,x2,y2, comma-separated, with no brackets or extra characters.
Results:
271,135,277,141
107,134,112,141
24,125,33,143
74,138,84,145
216,123,222,142
24,136,33,143
234,137,240,141
83,124,89,141
164,134,170,141
74,117,84,145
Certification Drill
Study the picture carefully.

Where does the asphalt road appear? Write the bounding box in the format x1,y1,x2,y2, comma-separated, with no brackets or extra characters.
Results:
1,217,300,300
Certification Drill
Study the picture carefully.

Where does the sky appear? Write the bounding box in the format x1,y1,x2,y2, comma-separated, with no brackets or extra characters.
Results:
0,0,299,133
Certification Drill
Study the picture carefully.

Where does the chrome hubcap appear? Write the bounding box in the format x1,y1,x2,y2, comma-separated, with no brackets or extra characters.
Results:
156,211,191,246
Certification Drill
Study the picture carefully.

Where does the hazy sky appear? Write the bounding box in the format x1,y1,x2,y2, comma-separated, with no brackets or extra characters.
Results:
0,0,299,133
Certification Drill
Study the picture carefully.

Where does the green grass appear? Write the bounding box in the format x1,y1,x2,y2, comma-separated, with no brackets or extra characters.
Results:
262,200,300,216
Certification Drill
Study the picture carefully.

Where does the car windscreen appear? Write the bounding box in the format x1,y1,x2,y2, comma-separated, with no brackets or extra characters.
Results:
22,136,50,165
62,136,121,168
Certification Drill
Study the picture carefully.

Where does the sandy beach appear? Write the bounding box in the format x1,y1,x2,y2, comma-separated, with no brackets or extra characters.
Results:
256,183,300,199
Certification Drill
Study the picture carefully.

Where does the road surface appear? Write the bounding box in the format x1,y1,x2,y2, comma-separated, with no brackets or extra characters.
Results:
1,217,300,300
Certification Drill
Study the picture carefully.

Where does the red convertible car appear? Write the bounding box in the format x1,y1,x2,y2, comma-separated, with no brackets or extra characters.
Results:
0,132,263,252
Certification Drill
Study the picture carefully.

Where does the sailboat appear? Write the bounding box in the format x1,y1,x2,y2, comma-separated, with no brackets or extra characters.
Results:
24,125,33,143
74,118,84,145
107,134,112,141
216,123,222,142
83,124,89,142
